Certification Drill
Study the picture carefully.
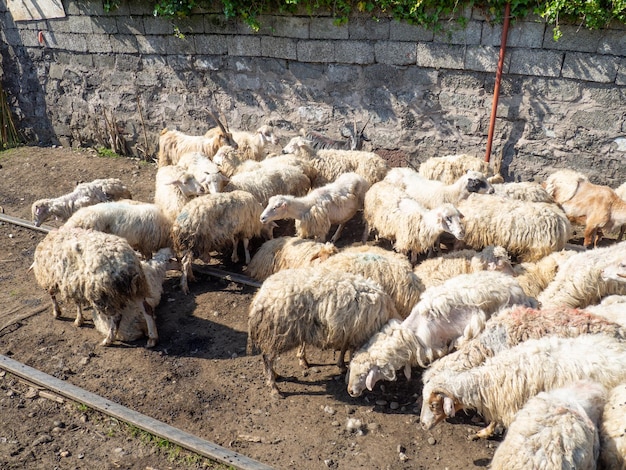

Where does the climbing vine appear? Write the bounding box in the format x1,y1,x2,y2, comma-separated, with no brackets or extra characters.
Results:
102,0,626,39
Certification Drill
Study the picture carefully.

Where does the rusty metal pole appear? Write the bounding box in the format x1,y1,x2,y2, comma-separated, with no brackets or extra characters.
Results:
484,2,511,163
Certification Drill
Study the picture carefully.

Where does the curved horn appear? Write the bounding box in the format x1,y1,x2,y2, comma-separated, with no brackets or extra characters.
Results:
206,109,227,134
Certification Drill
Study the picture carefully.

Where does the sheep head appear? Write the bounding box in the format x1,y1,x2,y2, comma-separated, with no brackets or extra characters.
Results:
260,195,293,224
32,199,52,226
465,170,494,195
602,259,626,283
437,204,465,240
258,125,279,145
420,389,461,431
206,109,238,150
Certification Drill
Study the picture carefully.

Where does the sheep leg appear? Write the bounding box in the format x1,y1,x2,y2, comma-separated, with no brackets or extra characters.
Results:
242,237,251,265
142,301,158,348
330,224,345,244
231,236,240,263
336,347,348,373
583,225,598,248
49,291,61,318
296,343,309,369
619,225,625,241
262,353,282,397
361,222,370,244
74,303,84,327
471,421,497,440
100,314,119,347
180,251,194,295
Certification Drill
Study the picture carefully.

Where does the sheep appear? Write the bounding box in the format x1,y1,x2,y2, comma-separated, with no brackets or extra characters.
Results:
157,114,237,167
512,249,577,298
239,153,319,182
492,181,555,203
300,116,371,151
247,267,400,396
224,165,311,208
417,153,498,185
31,178,132,227
602,255,626,283
585,296,626,326
176,151,229,194
362,180,465,263
384,167,495,209
246,236,338,282
544,168,588,204
319,244,425,318
92,247,176,344
456,193,572,262
63,200,172,259
346,271,535,398
538,241,626,309
545,169,626,247
231,124,278,161
281,136,389,187
172,190,268,294
154,165,207,223
489,381,606,470
599,382,626,469
412,245,513,289
259,172,369,243
31,227,158,347
421,305,626,409
419,334,626,436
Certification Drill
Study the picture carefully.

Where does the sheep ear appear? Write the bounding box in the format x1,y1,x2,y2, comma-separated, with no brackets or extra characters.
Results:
365,367,380,391
443,396,456,417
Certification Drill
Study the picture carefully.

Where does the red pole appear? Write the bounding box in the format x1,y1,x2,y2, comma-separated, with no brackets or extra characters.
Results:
484,2,511,163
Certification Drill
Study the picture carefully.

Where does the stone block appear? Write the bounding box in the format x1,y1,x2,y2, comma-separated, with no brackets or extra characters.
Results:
508,49,563,77
598,30,626,56
543,25,600,52
204,14,242,35
93,54,116,69
297,40,334,63
416,43,464,69
272,16,309,39
116,17,145,35
194,56,224,71
143,16,174,35
136,35,165,54
310,17,348,40
48,17,71,33
164,35,194,55
618,58,626,85
374,42,416,65
49,33,88,52
482,21,544,48
228,35,262,57
464,45,502,73
110,34,140,54
90,17,118,34
68,15,93,34
85,34,113,53
261,36,297,60
389,21,434,42
327,64,360,83
434,21,482,45
335,41,374,64
562,52,618,83
176,14,205,34
348,17,389,40
194,35,228,55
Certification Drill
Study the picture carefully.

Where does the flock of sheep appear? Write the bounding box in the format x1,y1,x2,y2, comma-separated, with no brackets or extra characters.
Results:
28,115,626,469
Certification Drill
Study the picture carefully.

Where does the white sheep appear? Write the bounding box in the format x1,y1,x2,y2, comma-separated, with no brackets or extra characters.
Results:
281,136,389,187
599,382,626,469
246,236,338,282
224,164,311,208
247,266,400,396
92,247,176,344
231,124,278,161
157,125,237,167
172,190,268,294
347,271,535,398
457,193,572,262
154,165,207,223
362,180,465,263
176,151,229,194
31,178,132,227
511,249,577,298
63,200,172,259
31,227,158,347
489,381,606,470
320,244,425,318
260,172,369,243
417,153,497,185
492,181,554,203
419,334,626,435
412,245,513,289
584,296,626,326
538,241,626,309
384,167,495,209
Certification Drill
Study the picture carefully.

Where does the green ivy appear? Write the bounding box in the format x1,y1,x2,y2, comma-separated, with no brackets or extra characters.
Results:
102,1,626,38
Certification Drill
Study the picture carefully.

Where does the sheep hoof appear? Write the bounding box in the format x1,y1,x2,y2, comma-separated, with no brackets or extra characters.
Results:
146,338,157,348
100,338,113,347
74,318,84,327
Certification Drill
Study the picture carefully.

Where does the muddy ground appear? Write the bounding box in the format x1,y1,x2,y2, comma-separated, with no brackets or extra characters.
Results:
0,145,498,469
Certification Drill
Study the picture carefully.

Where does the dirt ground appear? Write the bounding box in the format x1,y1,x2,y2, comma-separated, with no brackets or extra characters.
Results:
0,146,498,470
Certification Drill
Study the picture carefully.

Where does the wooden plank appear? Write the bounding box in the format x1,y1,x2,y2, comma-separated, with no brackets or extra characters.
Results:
0,213,54,234
0,354,274,470
6,0,66,21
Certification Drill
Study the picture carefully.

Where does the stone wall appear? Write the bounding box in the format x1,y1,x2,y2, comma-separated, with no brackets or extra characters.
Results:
1,0,625,184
